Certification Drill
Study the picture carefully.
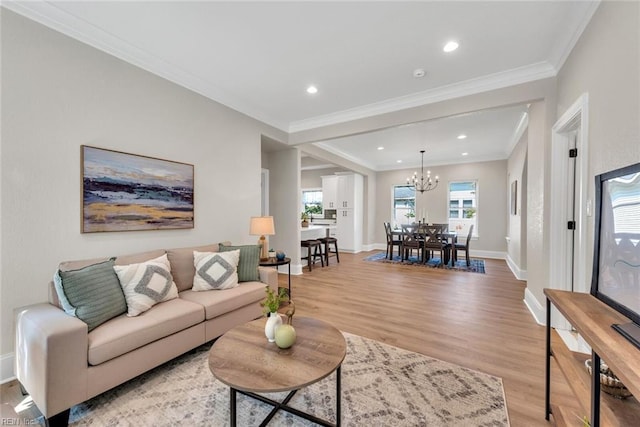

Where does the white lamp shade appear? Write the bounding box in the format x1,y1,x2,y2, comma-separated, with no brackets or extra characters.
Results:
250,216,275,236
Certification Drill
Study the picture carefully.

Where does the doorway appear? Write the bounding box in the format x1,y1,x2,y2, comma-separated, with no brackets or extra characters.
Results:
549,93,590,347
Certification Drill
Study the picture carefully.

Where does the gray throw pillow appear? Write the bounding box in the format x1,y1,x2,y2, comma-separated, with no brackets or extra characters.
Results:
219,243,260,282
54,258,127,331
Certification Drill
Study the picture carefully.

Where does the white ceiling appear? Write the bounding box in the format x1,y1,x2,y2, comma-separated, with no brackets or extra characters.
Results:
5,1,599,170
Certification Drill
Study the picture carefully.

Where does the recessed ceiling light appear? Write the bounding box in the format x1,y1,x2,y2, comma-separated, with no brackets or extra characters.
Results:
413,68,426,78
306,85,318,94
457,134,467,139
462,152,469,156
397,160,402,163
443,41,459,53
377,146,384,150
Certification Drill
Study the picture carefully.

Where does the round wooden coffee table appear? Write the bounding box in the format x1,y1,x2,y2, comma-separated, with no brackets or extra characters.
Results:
209,316,346,426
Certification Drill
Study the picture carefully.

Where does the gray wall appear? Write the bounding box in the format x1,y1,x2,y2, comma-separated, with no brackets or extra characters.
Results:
0,10,286,357
507,129,528,274
267,149,301,267
526,0,640,308
301,168,347,189
375,160,508,254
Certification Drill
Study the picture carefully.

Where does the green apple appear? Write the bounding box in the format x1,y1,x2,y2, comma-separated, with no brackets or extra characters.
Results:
275,324,296,349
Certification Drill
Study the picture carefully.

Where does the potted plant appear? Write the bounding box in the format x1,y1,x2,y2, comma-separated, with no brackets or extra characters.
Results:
268,248,276,259
301,212,310,227
261,286,288,315
261,286,289,342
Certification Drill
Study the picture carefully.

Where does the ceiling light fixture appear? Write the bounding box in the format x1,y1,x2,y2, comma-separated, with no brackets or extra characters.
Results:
413,68,425,78
377,146,384,150
397,160,402,163
462,152,469,156
457,134,467,139
407,150,439,194
443,41,459,53
306,85,318,94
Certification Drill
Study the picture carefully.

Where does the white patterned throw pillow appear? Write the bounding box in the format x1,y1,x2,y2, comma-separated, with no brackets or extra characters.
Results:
114,254,179,316
192,250,240,291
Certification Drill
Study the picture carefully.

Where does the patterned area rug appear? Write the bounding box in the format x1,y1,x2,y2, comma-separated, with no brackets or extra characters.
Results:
364,251,486,273
59,333,508,426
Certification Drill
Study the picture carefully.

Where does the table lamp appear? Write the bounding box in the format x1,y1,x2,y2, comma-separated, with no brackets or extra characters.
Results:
250,216,275,260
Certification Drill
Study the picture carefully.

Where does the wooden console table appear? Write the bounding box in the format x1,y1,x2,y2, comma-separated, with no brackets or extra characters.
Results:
544,289,640,426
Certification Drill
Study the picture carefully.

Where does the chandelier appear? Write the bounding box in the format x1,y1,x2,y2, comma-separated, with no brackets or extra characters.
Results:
407,150,439,193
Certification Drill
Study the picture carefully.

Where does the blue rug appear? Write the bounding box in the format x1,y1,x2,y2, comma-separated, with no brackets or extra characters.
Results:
364,251,486,273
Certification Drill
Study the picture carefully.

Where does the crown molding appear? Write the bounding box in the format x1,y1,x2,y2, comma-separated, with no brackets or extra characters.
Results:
549,0,601,71
313,142,379,171
505,111,529,157
289,61,557,133
2,0,289,131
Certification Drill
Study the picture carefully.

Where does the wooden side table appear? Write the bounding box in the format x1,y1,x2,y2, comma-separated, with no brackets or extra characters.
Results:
259,257,291,300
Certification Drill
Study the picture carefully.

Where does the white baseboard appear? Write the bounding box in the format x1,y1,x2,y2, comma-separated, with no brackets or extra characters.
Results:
1,352,15,384
524,288,546,326
556,329,591,354
506,254,527,281
369,244,505,260
470,249,505,260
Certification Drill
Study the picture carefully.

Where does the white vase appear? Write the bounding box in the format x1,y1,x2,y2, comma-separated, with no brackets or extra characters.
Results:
265,312,282,342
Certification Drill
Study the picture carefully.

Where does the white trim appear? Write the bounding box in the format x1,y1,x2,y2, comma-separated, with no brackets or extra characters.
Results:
550,1,602,71
549,93,590,294
556,329,591,354
1,353,15,385
289,62,556,132
505,112,529,157
506,254,527,281
524,288,546,326
369,245,505,261
2,0,289,131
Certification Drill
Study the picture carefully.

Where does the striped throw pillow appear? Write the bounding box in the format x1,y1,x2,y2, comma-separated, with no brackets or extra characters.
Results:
54,258,127,331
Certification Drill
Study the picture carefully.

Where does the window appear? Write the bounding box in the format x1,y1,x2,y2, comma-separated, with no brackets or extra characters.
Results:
301,189,323,215
448,181,477,237
392,185,416,227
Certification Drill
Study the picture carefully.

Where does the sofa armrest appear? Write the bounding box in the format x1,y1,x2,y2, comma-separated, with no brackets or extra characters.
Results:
258,266,279,293
15,303,88,418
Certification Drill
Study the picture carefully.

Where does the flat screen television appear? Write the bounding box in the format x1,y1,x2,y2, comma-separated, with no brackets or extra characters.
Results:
591,161,640,349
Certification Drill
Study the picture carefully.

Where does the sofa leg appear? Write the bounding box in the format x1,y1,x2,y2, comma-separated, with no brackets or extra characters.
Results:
46,409,70,427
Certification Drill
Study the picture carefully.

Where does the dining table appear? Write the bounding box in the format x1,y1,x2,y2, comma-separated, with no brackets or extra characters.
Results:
392,226,458,266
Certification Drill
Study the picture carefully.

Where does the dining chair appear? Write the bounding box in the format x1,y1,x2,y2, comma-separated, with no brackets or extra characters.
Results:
423,224,451,266
401,223,425,262
453,224,474,266
384,222,402,260
430,223,449,232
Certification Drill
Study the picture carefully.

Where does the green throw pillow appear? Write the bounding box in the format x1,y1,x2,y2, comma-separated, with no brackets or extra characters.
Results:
219,243,260,282
53,258,127,331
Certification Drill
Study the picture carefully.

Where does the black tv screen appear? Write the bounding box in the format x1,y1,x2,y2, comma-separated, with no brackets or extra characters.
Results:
591,161,640,348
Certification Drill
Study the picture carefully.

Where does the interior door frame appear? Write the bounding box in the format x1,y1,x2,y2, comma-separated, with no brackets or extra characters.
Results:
549,94,590,345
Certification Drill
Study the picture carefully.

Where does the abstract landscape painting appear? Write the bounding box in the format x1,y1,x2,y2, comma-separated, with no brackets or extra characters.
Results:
82,146,194,232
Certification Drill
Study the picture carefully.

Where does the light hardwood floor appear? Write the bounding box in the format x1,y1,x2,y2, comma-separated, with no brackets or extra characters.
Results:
286,251,575,426
1,251,574,425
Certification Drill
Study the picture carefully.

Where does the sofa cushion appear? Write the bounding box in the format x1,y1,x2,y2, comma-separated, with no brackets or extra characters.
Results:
88,298,204,365
114,254,179,316
166,244,219,292
115,249,166,266
219,243,260,282
192,250,240,291
53,258,127,332
180,281,266,320
57,249,166,272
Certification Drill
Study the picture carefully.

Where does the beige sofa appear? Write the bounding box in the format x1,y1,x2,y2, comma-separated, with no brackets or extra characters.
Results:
15,243,277,426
